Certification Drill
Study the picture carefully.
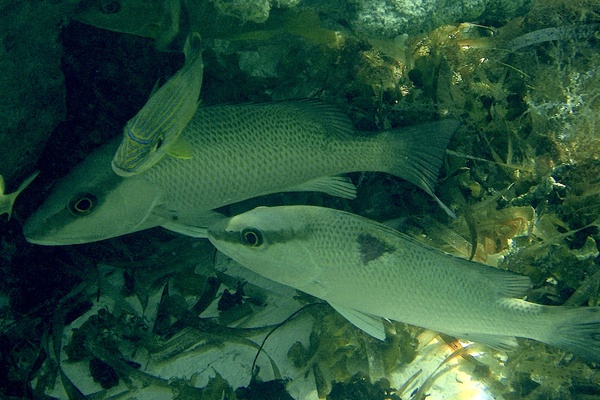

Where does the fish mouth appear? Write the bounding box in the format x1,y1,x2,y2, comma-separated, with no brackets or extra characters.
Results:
23,211,102,246
23,223,71,246
22,214,47,244
22,205,76,245
25,235,70,246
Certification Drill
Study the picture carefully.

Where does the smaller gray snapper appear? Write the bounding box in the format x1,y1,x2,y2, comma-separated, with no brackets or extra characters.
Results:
24,101,457,245
208,205,600,362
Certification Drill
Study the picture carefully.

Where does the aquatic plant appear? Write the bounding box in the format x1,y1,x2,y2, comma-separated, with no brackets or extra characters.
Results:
4,0,600,398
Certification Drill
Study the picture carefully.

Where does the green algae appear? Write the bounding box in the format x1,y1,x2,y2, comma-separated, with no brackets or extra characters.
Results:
2,0,600,398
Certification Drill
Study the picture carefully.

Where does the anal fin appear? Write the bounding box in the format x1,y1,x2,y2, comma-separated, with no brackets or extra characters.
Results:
330,303,386,341
282,175,356,199
456,332,518,350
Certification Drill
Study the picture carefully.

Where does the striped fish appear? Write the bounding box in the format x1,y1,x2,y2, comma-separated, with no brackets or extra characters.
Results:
112,32,203,177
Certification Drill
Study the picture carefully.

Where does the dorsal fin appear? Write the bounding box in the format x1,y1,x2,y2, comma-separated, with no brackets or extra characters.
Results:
268,99,355,140
474,265,532,298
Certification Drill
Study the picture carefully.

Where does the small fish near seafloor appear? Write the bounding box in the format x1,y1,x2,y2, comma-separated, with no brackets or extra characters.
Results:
112,32,204,177
0,171,39,220
207,205,600,363
24,100,458,245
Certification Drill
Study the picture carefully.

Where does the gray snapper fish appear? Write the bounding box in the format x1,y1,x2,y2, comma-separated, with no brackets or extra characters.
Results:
207,205,600,362
24,101,458,245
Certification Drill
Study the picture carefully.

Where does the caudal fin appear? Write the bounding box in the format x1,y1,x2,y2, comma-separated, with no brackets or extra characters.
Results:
384,119,459,217
546,307,600,363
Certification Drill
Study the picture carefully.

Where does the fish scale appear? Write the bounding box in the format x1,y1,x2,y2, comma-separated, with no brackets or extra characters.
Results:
24,101,457,244
208,205,600,362
141,101,453,224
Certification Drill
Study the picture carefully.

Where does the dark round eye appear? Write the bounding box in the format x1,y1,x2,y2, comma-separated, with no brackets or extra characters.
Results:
241,228,263,247
68,193,97,215
100,0,121,14
153,136,164,152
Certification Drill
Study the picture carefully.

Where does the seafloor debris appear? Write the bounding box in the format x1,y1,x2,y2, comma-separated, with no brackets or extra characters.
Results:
3,0,600,398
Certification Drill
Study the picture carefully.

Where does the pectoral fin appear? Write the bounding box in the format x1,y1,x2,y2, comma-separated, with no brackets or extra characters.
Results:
156,209,226,237
330,303,386,341
282,176,357,199
162,222,208,237
166,138,193,159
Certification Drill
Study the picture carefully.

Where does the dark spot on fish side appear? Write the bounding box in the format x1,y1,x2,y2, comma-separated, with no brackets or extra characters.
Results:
218,286,245,311
357,233,395,265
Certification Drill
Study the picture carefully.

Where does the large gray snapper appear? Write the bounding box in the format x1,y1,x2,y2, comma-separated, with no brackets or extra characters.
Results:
24,101,458,245
207,205,600,362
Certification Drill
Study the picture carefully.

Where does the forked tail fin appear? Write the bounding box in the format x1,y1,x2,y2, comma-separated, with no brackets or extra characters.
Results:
384,119,459,218
545,307,600,363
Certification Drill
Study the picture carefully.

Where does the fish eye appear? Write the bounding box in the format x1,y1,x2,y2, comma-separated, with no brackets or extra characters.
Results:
68,193,97,216
241,228,263,247
99,0,121,14
153,136,164,152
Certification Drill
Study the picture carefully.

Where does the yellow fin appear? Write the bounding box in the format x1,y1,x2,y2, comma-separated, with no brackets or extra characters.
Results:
166,138,193,159
0,171,39,220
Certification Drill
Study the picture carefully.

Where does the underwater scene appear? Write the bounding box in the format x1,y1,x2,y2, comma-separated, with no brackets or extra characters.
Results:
1,0,600,398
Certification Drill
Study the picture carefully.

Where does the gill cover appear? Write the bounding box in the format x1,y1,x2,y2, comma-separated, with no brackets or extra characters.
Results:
207,206,321,289
24,139,162,245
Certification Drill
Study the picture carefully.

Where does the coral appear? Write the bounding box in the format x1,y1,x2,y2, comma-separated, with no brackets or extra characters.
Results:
524,41,600,163
347,0,531,39
0,0,71,184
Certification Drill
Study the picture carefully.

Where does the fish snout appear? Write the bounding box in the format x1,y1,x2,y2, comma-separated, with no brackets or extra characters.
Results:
23,217,53,245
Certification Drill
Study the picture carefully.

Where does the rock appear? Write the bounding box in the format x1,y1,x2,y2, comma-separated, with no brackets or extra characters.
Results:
313,0,532,39
0,0,75,184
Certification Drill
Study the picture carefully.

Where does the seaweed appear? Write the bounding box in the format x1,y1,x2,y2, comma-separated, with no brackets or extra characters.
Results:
235,375,293,400
328,372,400,400
3,0,600,398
